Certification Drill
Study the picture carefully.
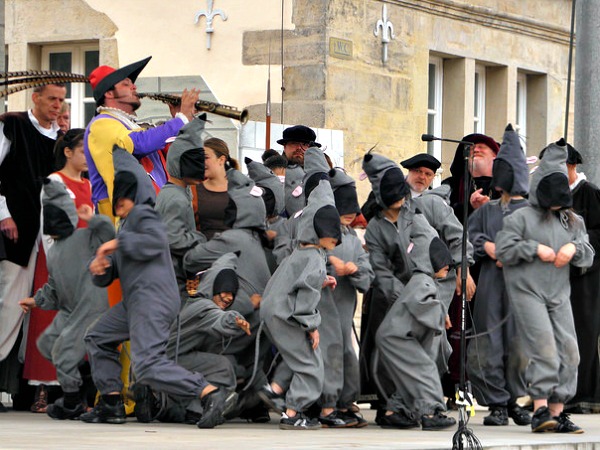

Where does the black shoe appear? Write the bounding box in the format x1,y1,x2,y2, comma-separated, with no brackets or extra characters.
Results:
80,398,126,424
257,384,285,414
508,402,532,426
378,410,420,429
279,412,321,430
554,412,584,434
421,410,456,431
339,410,368,428
133,384,161,423
197,388,237,429
531,406,558,432
483,406,508,426
318,410,358,428
46,398,85,420
239,403,271,423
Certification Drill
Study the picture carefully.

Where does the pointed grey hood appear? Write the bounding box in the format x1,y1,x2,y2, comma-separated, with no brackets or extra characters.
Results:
297,179,338,245
530,139,569,208
195,252,239,300
112,146,156,207
166,117,206,179
303,147,330,181
408,217,453,276
42,178,78,237
328,167,361,215
491,124,529,196
362,152,410,208
226,169,266,230
245,157,285,216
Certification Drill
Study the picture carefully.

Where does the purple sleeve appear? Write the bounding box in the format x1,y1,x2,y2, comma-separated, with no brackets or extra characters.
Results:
130,117,185,157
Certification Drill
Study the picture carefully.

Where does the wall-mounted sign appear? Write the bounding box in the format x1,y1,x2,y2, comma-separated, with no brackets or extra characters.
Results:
329,37,353,60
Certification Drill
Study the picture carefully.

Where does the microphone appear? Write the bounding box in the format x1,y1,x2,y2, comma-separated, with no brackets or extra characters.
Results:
421,134,474,145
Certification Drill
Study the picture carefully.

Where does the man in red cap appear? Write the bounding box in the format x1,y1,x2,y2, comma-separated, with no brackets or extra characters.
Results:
84,56,199,222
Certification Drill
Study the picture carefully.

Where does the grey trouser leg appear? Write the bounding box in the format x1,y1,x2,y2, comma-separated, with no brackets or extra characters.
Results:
86,295,210,397
467,288,528,406
37,312,85,393
265,316,323,412
509,292,579,403
85,302,129,394
159,351,237,422
377,323,445,416
337,293,360,409
317,291,343,408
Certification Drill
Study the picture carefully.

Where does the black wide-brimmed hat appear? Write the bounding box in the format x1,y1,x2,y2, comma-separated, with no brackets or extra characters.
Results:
277,125,321,148
89,56,151,102
400,153,441,172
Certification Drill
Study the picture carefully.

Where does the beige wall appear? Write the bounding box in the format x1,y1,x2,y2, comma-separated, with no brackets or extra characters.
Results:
5,0,574,201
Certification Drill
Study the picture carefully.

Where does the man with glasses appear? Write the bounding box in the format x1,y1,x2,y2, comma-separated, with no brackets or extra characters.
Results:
276,125,321,217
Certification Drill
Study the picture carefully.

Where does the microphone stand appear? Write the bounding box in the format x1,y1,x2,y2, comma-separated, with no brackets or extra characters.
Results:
421,135,482,450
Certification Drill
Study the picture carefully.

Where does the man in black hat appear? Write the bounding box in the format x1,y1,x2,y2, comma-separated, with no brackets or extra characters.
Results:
0,83,67,410
400,153,441,198
84,56,199,222
556,145,600,414
276,125,321,217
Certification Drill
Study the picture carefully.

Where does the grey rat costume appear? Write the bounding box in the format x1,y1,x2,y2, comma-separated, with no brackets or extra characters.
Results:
496,139,594,433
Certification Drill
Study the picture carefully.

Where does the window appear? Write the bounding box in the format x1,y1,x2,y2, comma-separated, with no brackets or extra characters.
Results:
474,65,486,133
427,56,443,161
42,44,99,128
516,72,527,152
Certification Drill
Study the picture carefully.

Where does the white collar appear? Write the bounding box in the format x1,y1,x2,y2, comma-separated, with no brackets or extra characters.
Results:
570,172,587,191
27,110,60,139
96,106,139,129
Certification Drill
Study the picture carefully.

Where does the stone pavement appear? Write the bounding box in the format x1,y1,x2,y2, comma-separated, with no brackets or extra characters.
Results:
1,408,600,449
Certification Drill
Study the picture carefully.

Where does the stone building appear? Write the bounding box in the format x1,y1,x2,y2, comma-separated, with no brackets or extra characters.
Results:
4,0,573,197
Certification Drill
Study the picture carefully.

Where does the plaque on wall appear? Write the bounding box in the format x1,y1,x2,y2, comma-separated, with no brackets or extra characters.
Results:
329,37,353,60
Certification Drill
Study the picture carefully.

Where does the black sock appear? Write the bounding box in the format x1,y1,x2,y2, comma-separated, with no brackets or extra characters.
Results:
101,394,121,406
63,391,80,409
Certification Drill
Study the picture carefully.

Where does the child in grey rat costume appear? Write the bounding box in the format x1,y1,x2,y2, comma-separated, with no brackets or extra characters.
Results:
466,125,531,427
155,118,207,304
83,147,231,429
19,178,114,420
495,139,594,434
139,253,243,425
245,157,286,274
183,169,271,396
362,152,455,430
326,167,374,426
271,147,330,265
260,179,341,430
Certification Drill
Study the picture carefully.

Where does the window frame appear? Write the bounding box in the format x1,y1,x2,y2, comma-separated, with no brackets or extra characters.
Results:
41,44,99,128
427,56,443,162
474,64,486,134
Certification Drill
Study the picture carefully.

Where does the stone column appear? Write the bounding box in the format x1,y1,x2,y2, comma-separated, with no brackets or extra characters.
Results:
574,1,600,184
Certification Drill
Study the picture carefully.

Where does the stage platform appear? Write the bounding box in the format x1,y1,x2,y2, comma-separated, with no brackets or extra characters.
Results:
1,408,599,449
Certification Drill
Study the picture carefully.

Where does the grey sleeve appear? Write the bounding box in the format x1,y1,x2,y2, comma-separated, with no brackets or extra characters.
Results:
365,224,404,301
90,255,119,287
290,269,323,330
118,207,168,261
495,214,539,266
183,236,229,274
570,215,596,269
467,206,492,262
160,197,206,257
33,274,59,310
348,238,375,293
